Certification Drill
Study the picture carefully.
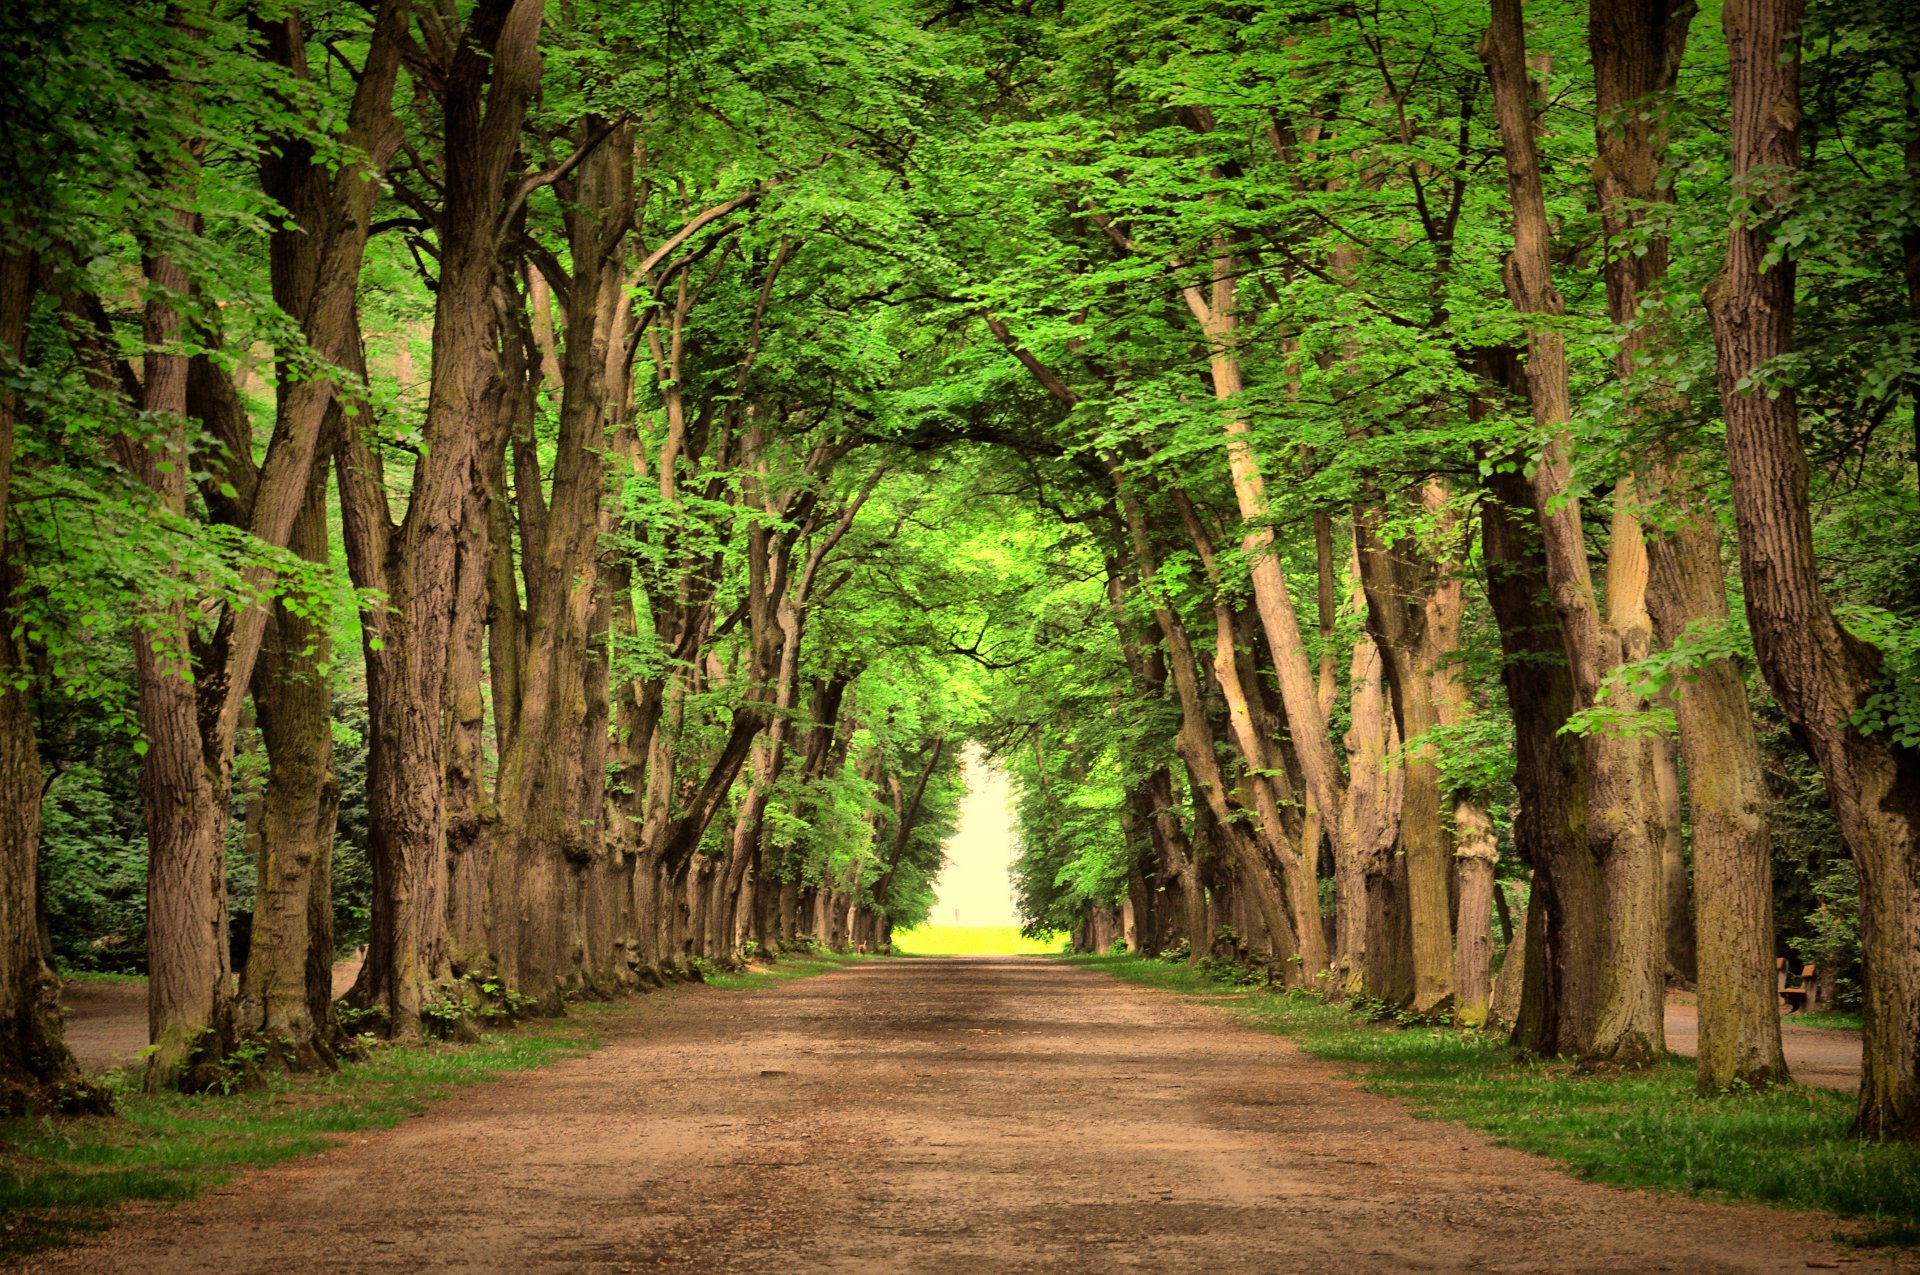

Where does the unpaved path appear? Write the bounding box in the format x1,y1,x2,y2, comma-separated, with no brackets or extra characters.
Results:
28,958,1902,1273
60,958,366,1073
1665,998,1862,1091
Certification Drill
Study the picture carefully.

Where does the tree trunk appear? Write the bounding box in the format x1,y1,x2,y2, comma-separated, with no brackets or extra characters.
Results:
1354,502,1455,1015
1648,727,1698,984
1712,0,1920,1136
1648,510,1788,1089
1483,3,1665,1066
0,247,87,1109
234,460,340,1067
1452,801,1500,1028
343,0,545,1038
491,121,632,1007
1481,462,1606,1057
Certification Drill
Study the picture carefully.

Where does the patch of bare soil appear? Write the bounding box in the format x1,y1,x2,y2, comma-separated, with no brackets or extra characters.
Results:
1664,997,1862,1091
59,956,367,1073
26,958,1908,1274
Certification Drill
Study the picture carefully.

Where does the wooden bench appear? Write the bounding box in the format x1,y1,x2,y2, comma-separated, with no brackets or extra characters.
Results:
1778,958,1817,1014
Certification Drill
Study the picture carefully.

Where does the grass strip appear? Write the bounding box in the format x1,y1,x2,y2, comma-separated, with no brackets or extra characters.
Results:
0,953,857,1260
1786,1011,1864,1033
1066,952,1918,1240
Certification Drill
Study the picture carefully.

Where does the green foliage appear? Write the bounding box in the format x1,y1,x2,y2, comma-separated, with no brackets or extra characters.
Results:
39,764,147,974
1792,860,1864,1009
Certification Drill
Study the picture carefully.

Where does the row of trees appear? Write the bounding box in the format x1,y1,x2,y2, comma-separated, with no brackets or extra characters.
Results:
0,0,1914,1146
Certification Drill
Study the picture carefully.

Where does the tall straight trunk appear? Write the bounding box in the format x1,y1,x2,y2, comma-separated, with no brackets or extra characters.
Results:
343,0,544,1038
1590,0,1783,1090
0,247,86,1106
491,125,632,1007
234,459,339,1066
1482,3,1665,1066
121,103,232,1086
1481,464,1606,1056
1712,0,1920,1137
1413,482,1501,1024
129,9,405,1077
1353,501,1454,1015
1647,511,1786,1088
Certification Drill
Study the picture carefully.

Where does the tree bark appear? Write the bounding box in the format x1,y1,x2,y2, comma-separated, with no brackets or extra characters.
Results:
343,0,545,1037
1482,3,1665,1066
1481,462,1605,1058
1711,0,1920,1136
0,246,87,1109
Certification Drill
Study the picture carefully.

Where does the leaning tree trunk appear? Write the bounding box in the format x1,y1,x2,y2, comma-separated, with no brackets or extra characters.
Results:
1711,0,1920,1137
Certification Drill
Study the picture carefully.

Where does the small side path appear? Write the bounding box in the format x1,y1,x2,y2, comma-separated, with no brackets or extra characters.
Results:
29,958,1903,1273
1665,993,1863,1091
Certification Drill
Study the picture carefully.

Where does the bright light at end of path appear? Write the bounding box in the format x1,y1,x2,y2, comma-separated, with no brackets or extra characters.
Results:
889,745,1064,956
934,744,1018,927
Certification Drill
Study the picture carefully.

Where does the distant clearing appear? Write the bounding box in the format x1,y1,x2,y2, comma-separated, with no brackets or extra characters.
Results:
890,925,1064,955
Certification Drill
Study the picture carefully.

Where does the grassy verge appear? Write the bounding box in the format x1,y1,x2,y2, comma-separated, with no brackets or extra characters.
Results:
1786,1011,1864,1033
1066,952,1919,1239
699,951,869,989
1,953,858,1260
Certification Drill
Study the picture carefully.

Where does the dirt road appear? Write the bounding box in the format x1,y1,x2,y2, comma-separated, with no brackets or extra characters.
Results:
30,958,1899,1273
1665,998,1863,1091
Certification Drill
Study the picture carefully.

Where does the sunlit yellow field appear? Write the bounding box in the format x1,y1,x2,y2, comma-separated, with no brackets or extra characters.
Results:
890,925,1065,956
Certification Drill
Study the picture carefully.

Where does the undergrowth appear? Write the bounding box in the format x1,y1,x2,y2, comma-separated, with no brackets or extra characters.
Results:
1065,951,1919,1238
0,954,858,1259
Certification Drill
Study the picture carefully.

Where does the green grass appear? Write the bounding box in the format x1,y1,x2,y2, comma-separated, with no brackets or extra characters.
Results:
698,951,868,989
1787,1011,1864,1033
1067,952,1920,1236
890,924,1065,956
1,954,858,1259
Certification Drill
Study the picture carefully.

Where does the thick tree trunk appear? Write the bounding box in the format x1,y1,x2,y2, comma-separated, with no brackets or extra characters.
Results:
344,0,545,1038
1648,509,1787,1089
0,248,86,1109
443,457,495,977
1483,4,1665,1066
1481,465,1606,1057
1712,0,1920,1136
234,462,340,1067
491,123,632,1007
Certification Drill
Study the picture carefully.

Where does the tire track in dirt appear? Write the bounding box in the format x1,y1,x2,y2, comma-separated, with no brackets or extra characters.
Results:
25,957,1907,1273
